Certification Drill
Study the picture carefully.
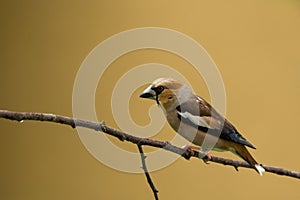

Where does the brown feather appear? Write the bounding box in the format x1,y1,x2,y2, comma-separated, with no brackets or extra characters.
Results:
140,78,264,175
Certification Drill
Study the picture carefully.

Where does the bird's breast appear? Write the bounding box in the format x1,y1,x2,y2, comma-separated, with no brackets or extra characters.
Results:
165,110,234,152
166,110,206,145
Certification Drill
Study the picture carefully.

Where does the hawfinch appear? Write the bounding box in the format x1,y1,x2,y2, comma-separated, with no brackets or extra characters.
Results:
140,78,265,175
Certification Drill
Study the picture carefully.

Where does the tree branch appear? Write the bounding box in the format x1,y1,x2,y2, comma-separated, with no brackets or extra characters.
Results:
137,144,159,200
1,109,300,181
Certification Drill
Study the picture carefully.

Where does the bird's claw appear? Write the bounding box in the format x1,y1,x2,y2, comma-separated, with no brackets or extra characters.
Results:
202,152,211,164
181,145,201,157
180,145,212,163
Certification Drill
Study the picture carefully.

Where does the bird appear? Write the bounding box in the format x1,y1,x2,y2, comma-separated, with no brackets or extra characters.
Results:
139,78,265,175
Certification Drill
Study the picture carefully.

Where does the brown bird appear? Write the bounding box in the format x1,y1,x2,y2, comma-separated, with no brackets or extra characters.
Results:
140,78,265,175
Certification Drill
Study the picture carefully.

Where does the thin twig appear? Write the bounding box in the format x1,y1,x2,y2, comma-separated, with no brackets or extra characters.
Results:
137,144,159,200
1,110,300,180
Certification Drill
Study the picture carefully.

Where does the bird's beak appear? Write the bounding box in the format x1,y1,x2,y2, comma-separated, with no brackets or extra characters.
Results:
139,85,156,100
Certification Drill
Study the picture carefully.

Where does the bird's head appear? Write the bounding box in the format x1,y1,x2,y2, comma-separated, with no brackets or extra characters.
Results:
140,78,193,111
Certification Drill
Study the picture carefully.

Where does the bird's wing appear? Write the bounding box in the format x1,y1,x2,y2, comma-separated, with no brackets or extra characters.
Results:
176,96,256,149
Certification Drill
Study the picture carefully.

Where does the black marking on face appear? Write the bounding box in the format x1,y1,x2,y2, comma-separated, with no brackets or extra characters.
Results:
153,86,164,95
152,86,165,105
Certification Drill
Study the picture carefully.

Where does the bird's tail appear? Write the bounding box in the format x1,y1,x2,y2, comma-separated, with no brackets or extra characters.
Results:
234,145,265,176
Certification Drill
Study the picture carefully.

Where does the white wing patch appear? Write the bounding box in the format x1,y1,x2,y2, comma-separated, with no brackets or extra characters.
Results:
178,111,211,128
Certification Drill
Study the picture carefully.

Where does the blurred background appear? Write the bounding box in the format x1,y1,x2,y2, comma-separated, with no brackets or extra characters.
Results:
1,0,300,199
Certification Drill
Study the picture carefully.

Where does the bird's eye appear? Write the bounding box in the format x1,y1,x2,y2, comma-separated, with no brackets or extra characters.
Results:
156,86,164,93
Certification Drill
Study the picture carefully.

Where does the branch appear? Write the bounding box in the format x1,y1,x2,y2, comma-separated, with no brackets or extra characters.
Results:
137,144,159,200
1,110,300,180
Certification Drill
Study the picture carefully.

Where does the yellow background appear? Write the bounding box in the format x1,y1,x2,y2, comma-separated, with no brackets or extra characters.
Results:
1,1,300,199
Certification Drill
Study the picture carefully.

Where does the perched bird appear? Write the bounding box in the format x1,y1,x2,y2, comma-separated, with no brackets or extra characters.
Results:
140,78,265,175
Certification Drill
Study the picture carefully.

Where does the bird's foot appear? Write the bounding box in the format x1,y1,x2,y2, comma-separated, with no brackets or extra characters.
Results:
181,145,200,157
202,151,211,164
180,145,212,163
